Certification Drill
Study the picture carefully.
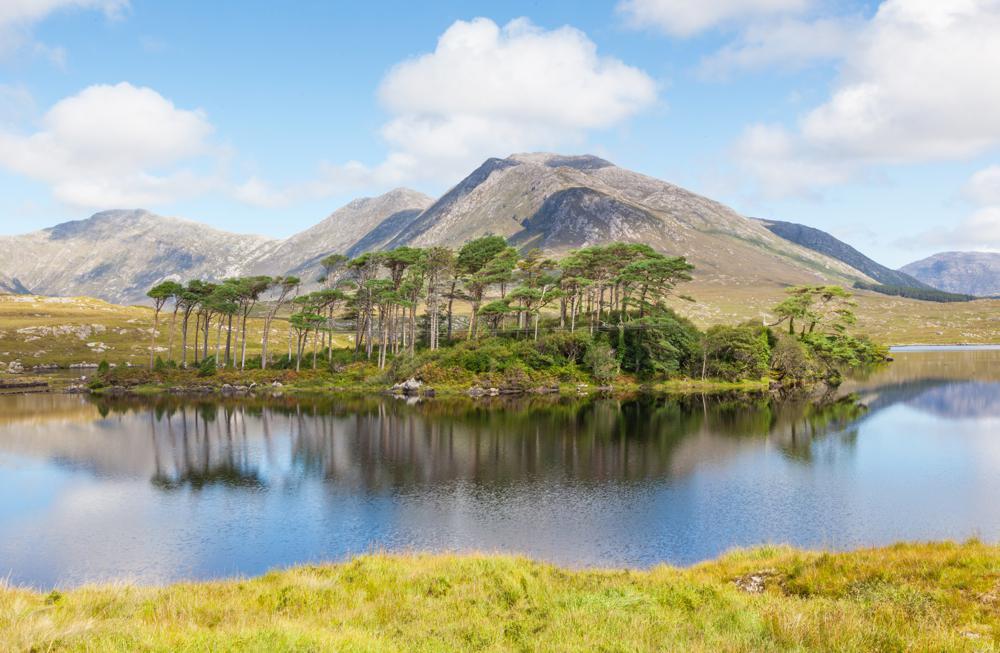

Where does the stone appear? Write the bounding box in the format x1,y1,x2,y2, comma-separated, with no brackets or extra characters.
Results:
7,361,24,374
391,378,423,396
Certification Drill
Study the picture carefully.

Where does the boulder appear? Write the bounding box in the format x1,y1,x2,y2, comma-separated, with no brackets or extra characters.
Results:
391,378,423,396
7,361,24,374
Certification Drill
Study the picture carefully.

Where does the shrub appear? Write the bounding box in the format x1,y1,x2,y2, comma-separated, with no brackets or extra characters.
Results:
701,325,771,381
535,331,592,365
97,359,110,375
197,356,217,377
619,310,701,378
770,331,812,384
583,341,619,384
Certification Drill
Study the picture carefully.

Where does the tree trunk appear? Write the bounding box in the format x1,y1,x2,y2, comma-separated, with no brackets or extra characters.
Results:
446,280,457,341
149,307,161,369
225,314,233,368
167,306,178,362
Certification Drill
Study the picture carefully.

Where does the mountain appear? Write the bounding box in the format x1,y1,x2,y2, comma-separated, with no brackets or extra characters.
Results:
900,252,1000,296
0,190,434,304
384,153,870,288
0,153,883,304
0,210,277,303
756,218,930,289
249,188,434,278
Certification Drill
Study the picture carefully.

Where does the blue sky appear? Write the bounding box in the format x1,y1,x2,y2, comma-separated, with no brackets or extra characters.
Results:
1,0,999,268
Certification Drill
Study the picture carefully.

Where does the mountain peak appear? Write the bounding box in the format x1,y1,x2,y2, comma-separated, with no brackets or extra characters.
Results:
507,152,614,170
901,251,1000,296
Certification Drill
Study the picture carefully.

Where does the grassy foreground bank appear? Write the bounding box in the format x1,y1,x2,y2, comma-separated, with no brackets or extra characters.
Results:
3,542,998,652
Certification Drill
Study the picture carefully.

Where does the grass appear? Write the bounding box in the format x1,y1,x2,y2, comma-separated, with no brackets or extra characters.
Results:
675,283,1000,345
1,542,997,651
1,289,997,377
0,294,352,370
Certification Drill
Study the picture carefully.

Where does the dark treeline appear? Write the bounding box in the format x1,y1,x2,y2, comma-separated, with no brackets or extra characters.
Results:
852,281,979,303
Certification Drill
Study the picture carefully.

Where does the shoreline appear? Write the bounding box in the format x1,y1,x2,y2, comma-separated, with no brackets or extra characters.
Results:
3,541,997,650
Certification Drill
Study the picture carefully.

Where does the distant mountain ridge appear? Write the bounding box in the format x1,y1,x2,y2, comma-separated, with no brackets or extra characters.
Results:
0,153,888,304
755,218,931,289
901,252,1000,297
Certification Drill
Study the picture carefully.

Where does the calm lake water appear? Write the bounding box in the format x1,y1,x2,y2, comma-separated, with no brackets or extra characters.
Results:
1,347,998,588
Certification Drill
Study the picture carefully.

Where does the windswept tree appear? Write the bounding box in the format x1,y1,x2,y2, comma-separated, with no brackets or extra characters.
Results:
769,285,857,336
207,283,240,368
260,276,300,369
319,254,348,288
424,246,455,350
147,280,183,368
177,281,212,367
456,235,515,339
233,276,271,369
617,254,694,317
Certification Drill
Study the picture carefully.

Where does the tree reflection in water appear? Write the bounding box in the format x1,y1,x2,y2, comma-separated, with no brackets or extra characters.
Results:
86,393,869,493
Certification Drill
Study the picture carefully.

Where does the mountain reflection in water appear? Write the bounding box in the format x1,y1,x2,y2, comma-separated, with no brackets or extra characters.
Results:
0,347,998,588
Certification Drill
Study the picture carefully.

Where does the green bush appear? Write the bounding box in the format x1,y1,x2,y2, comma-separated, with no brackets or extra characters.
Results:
701,324,770,381
619,310,701,378
583,341,619,384
769,331,812,384
97,359,110,375
534,331,592,364
197,356,217,377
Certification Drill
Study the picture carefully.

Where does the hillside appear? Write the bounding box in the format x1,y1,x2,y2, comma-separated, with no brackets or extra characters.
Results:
0,153,890,304
0,210,278,304
901,251,1000,296
756,218,930,289
386,153,872,289
249,188,434,279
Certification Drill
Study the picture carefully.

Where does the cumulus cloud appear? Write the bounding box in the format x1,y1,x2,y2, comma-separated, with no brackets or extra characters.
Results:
241,17,658,205
617,0,809,37
737,0,1000,197
0,82,218,208
374,17,657,183
0,0,128,61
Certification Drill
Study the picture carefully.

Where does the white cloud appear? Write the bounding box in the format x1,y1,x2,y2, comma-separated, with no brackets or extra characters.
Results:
0,0,128,61
373,17,657,184
738,0,1000,197
0,82,217,208
617,0,809,37
698,16,859,78
910,206,1000,251
243,17,658,203
965,165,1000,206
903,165,1000,251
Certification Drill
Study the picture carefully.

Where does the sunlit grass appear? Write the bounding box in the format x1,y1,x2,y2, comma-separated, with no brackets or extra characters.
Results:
1,541,997,651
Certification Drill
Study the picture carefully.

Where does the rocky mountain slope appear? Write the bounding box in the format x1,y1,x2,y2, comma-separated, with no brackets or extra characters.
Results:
0,153,883,304
756,218,930,289
0,210,277,304
249,188,434,277
386,153,871,288
901,252,1000,296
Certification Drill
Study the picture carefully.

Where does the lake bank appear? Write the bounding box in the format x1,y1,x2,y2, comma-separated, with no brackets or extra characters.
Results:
3,541,997,651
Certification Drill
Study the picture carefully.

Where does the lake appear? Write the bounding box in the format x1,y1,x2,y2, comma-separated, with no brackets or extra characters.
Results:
1,347,998,588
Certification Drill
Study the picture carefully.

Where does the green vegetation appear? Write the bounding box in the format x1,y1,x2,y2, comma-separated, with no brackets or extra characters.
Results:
853,281,979,303
2,542,998,651
124,242,886,395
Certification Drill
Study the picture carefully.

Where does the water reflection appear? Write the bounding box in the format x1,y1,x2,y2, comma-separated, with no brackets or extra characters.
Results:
0,348,998,588
6,394,867,492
